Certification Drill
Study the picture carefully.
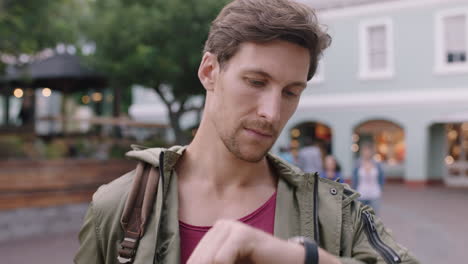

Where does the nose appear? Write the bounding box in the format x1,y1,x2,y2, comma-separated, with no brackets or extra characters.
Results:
257,90,281,124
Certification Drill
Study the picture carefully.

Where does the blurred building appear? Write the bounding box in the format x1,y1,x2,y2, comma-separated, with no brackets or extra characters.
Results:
275,0,468,187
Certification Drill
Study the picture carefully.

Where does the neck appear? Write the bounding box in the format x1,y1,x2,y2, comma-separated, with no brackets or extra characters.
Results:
176,118,276,192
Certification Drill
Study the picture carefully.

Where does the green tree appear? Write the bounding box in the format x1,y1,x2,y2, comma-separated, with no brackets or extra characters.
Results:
84,0,228,144
0,0,83,71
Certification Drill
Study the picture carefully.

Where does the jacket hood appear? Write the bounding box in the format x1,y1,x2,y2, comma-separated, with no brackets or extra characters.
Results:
125,145,305,187
125,145,186,167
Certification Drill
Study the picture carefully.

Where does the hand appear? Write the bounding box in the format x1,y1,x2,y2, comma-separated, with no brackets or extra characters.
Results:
187,219,305,264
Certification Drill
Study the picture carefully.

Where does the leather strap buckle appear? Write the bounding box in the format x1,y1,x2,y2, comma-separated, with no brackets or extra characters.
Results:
118,237,138,263
117,256,133,264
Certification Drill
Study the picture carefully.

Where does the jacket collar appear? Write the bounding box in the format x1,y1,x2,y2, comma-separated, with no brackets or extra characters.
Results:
266,152,304,187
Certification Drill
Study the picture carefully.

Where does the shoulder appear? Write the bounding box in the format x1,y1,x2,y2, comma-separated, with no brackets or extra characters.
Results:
80,168,138,255
91,144,184,214
91,169,136,222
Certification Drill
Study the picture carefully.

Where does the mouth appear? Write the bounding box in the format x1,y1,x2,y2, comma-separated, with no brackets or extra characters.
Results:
244,127,274,138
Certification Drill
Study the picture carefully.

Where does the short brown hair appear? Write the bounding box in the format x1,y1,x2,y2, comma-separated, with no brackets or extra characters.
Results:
204,0,331,81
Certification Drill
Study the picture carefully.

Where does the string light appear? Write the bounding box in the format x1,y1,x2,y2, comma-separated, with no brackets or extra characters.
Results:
42,88,52,97
13,88,23,98
290,128,301,138
92,92,103,102
445,156,454,165
81,95,90,104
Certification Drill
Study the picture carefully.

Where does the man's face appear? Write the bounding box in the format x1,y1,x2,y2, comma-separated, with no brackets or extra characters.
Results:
201,41,310,162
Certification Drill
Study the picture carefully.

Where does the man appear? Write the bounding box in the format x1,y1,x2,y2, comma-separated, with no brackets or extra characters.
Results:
297,138,323,174
75,0,419,263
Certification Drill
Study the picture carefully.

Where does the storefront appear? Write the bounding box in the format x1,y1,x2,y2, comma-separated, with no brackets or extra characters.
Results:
352,120,405,178
444,122,468,187
289,122,333,163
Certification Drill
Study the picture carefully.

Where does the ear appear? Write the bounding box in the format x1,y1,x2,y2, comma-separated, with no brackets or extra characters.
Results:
198,52,219,92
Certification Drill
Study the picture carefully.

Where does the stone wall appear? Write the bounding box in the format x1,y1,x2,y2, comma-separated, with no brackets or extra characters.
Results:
0,203,88,242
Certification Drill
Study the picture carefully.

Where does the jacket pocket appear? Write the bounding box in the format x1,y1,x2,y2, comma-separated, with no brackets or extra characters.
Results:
361,210,401,264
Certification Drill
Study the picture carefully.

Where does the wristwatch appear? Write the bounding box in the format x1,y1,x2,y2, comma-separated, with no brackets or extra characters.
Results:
288,236,319,264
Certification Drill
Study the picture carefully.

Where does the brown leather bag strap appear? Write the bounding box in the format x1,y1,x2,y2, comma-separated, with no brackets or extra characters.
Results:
117,161,160,264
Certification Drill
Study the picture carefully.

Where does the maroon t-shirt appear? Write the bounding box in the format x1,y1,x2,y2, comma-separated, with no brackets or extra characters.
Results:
179,192,277,264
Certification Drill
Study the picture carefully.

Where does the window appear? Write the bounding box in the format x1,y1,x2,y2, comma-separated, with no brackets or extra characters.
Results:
445,15,466,63
359,18,394,80
368,25,387,70
435,8,468,74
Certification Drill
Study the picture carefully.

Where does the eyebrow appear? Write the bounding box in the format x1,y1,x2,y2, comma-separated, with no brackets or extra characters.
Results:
243,69,307,90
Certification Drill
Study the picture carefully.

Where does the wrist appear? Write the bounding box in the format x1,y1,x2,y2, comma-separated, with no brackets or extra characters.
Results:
289,236,318,264
289,237,342,264
318,248,342,264
250,231,305,264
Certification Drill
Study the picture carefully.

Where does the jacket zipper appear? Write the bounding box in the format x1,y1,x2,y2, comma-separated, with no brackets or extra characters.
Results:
362,211,401,264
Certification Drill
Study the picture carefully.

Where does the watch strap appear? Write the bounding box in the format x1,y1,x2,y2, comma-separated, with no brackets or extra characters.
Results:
288,236,319,264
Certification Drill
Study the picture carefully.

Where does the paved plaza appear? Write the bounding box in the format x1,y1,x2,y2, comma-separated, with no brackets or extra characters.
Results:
0,184,466,264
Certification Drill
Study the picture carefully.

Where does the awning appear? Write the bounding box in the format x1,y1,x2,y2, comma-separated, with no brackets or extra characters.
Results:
0,54,106,93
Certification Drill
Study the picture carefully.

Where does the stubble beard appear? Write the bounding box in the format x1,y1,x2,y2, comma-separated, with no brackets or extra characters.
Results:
221,119,278,163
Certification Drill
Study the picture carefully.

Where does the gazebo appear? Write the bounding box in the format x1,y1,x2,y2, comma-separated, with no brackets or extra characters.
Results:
0,53,122,133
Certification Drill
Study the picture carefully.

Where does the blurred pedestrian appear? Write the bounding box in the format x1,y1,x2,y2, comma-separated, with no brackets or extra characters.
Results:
297,137,323,173
18,94,33,126
278,146,295,164
321,155,343,183
352,143,385,215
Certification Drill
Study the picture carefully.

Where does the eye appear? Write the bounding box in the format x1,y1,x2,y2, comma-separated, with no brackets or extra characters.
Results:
246,78,266,87
283,90,298,98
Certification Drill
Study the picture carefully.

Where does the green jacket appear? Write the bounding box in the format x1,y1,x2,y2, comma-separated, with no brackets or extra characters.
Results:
74,146,419,264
